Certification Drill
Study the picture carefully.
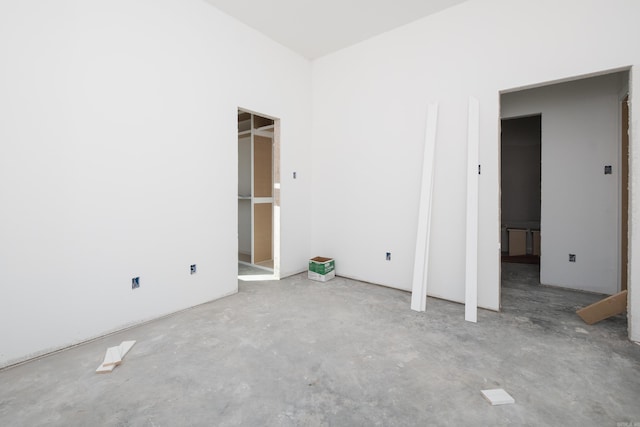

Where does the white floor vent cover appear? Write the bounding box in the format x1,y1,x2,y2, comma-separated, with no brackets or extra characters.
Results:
481,388,515,405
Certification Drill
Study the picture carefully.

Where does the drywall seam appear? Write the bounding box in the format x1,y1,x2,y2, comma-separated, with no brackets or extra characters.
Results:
411,103,439,312
465,97,479,323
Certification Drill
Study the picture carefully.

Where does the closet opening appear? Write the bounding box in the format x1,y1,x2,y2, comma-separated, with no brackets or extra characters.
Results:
237,108,281,280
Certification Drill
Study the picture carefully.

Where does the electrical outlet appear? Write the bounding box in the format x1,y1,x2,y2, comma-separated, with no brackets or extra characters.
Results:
569,254,576,263
190,264,197,274
604,165,612,175
132,277,140,289
293,171,297,179
386,252,391,261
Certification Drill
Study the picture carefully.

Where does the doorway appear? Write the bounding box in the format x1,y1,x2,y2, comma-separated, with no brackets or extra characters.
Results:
499,71,629,316
500,115,542,266
237,109,280,280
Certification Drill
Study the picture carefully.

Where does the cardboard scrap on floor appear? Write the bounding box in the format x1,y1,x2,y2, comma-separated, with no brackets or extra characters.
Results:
481,388,515,406
577,290,628,325
96,340,136,374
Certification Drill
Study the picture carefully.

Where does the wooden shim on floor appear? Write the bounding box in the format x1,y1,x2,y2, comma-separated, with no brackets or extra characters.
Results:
411,103,439,312
465,97,479,323
577,290,628,325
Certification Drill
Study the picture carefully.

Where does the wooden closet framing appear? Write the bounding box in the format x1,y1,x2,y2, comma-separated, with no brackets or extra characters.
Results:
238,110,275,270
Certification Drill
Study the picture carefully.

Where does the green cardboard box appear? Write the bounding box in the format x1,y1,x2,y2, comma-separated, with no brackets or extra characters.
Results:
308,256,335,282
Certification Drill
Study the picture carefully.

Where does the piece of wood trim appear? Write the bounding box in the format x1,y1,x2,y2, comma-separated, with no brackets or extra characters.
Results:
465,97,479,323
253,197,273,204
621,95,629,291
95,346,121,374
96,363,116,374
577,290,628,325
95,341,136,374
119,341,136,359
103,346,122,367
411,103,439,312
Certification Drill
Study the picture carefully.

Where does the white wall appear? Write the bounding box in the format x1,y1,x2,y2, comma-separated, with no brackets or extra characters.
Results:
502,74,625,294
310,0,640,340
0,0,312,367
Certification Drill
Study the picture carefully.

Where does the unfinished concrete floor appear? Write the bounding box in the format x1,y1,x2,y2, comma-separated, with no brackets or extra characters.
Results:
1,263,639,426
238,262,272,277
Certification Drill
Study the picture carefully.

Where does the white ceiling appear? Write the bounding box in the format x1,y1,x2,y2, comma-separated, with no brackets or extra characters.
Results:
203,0,469,59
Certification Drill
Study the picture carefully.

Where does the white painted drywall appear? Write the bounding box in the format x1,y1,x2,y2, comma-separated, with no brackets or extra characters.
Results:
0,0,312,367
502,74,625,294
310,0,639,341
411,103,438,312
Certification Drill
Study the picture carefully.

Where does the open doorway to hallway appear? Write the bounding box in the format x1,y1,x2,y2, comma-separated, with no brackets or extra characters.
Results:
499,71,629,327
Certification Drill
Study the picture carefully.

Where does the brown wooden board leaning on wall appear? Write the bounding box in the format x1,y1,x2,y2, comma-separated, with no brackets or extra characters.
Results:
576,290,628,325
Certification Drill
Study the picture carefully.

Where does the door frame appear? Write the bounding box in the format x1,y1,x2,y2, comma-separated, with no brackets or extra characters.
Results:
237,107,281,279
496,68,633,337
621,94,630,292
